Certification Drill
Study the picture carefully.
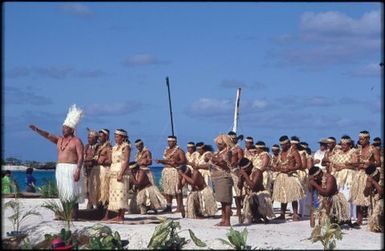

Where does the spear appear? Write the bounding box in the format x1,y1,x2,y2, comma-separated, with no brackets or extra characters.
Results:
166,77,175,136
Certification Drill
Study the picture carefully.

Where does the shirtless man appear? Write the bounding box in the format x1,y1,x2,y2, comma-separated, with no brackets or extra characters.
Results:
238,158,274,224
350,131,381,226
135,139,155,185
156,136,187,215
272,135,304,221
29,104,84,220
178,164,217,218
96,129,112,208
228,131,244,217
363,165,383,232
308,165,350,226
244,137,257,161
129,162,166,214
322,137,339,173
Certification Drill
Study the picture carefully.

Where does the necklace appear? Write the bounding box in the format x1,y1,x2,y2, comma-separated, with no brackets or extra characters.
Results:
60,136,73,151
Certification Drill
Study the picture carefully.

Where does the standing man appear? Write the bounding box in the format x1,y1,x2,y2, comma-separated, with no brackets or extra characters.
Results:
135,139,155,185
228,131,244,217
209,134,234,226
313,139,328,172
272,135,304,221
83,129,101,209
244,137,257,161
350,131,381,226
156,136,187,214
29,104,85,220
364,165,383,233
96,129,112,208
322,137,339,173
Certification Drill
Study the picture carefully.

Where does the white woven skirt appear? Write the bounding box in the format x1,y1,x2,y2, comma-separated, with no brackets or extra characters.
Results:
55,163,85,203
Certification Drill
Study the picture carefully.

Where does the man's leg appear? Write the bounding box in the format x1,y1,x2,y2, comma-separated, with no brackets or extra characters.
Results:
223,203,231,226
276,203,287,220
234,196,242,217
356,206,363,225
176,191,185,217
292,201,300,221
72,203,79,220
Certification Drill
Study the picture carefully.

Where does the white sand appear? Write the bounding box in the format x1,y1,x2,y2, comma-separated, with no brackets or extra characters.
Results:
2,198,383,250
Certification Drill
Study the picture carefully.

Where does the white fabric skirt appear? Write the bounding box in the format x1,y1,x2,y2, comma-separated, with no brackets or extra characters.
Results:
56,163,85,203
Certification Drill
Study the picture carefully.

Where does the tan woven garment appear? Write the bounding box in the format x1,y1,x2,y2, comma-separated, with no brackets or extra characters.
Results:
136,185,167,214
368,197,384,233
242,183,274,222
196,151,212,186
244,148,256,161
99,165,110,205
87,165,101,205
107,143,130,212
330,148,356,190
349,169,371,206
161,168,179,195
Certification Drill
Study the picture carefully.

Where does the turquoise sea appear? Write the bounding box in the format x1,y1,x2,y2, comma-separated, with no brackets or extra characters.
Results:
9,166,163,192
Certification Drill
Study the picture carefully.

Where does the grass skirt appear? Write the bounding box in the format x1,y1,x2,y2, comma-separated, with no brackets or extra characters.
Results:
87,165,101,205
272,172,305,203
99,165,110,205
231,172,244,197
321,192,351,223
107,171,129,212
368,198,384,233
243,190,275,222
161,167,179,195
349,170,370,206
136,185,167,214
55,163,85,203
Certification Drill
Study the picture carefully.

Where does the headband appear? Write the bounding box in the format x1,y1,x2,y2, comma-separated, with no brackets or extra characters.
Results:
271,146,280,150
340,138,352,144
88,129,98,137
290,140,299,144
255,143,265,148
280,139,289,144
114,130,127,137
359,132,370,138
168,137,176,141
245,138,254,143
187,143,195,147
370,169,379,177
196,145,204,150
135,140,143,146
309,169,321,177
129,162,138,169
100,129,109,135
300,143,308,149
240,161,252,169
327,138,336,143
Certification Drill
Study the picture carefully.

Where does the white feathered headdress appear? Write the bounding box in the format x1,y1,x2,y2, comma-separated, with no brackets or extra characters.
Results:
63,104,84,129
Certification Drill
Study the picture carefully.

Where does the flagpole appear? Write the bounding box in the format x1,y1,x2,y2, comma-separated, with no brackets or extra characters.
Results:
166,77,175,136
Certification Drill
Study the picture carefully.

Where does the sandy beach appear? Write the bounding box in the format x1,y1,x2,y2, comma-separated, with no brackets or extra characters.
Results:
2,198,383,250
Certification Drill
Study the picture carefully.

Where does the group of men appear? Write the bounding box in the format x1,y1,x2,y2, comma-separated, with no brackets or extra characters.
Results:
29,105,383,232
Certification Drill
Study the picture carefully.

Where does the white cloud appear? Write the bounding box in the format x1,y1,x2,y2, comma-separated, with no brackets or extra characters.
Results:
122,54,170,66
58,4,93,17
85,102,143,117
186,98,233,118
349,63,381,77
5,66,107,79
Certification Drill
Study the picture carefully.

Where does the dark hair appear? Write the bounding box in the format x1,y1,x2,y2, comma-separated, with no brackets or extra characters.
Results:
255,141,266,147
99,128,110,134
168,135,177,140
196,142,204,147
245,136,253,141
187,141,195,146
272,144,280,149
360,130,369,134
308,166,320,176
264,147,269,152
365,165,377,175
135,139,142,144
26,167,33,174
373,137,381,142
228,131,236,136
328,137,336,141
239,157,250,167
291,136,300,142
279,135,289,142
305,147,312,155
204,144,214,152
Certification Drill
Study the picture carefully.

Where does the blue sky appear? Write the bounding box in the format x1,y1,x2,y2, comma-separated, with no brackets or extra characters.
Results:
3,2,382,162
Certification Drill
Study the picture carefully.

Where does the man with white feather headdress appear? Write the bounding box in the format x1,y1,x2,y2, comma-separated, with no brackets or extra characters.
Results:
30,104,85,220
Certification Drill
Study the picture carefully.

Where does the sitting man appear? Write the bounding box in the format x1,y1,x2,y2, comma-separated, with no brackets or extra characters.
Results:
128,162,167,215
178,164,217,219
238,158,275,224
363,165,383,233
308,165,351,227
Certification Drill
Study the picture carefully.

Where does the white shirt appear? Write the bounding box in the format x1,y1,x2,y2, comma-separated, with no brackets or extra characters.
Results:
313,149,326,170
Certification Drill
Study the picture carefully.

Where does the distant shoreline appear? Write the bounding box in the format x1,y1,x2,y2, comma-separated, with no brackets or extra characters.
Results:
2,165,55,171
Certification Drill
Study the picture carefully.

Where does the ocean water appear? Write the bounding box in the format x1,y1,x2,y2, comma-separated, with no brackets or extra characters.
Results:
8,166,164,192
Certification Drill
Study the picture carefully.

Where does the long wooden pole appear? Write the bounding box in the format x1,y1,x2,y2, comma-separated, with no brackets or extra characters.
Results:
232,88,241,133
166,77,175,136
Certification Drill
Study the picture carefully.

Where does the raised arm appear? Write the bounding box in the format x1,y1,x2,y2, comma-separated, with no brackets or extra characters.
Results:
29,125,59,144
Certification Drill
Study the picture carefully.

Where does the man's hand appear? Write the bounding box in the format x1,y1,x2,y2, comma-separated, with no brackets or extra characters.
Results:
117,173,123,182
73,168,81,182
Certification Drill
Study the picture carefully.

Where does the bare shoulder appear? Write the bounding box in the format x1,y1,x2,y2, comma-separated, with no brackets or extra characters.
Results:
177,148,185,154
73,137,83,145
